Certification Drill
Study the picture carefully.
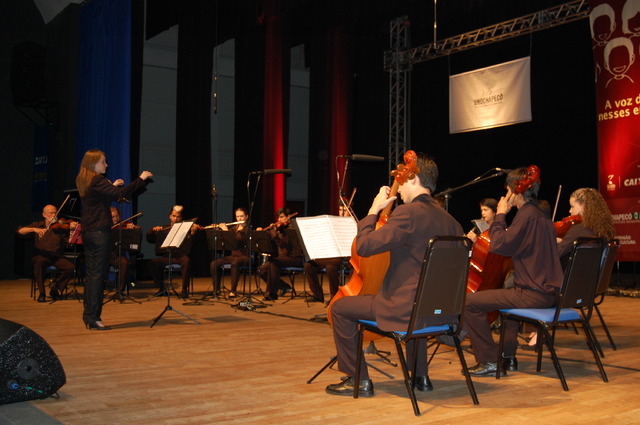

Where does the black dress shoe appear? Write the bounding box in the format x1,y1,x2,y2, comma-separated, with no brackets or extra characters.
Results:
279,281,292,296
179,291,189,299
326,377,374,397
49,288,61,301
37,294,47,303
263,293,278,301
467,362,502,377
305,296,324,303
414,375,433,392
86,321,112,331
502,355,518,372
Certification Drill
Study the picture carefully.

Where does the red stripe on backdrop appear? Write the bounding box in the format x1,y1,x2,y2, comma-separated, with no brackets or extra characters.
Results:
591,0,640,261
263,0,285,215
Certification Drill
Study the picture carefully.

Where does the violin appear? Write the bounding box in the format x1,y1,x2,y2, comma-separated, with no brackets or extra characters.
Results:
554,214,582,238
48,218,75,232
262,212,298,231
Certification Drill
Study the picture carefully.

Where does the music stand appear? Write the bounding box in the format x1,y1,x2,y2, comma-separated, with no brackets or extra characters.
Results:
233,230,272,309
204,229,241,299
150,221,201,327
105,226,142,304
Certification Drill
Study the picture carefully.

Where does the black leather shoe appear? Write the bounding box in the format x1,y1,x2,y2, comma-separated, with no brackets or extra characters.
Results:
502,356,518,372
305,296,324,303
49,288,61,301
415,375,433,392
279,281,292,296
263,293,278,301
467,362,502,377
179,291,189,299
86,321,111,331
37,294,47,303
326,378,374,397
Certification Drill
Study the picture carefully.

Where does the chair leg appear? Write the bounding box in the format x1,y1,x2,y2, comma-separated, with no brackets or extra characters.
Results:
540,327,569,391
454,335,479,405
581,322,609,383
353,328,365,399
395,338,421,416
594,304,617,350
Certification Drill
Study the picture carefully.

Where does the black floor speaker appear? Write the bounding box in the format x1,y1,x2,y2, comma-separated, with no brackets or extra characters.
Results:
0,318,66,405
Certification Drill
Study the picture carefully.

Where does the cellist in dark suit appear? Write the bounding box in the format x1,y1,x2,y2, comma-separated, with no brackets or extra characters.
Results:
326,154,463,397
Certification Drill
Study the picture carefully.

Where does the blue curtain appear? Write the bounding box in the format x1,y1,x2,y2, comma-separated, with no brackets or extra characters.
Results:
76,0,132,219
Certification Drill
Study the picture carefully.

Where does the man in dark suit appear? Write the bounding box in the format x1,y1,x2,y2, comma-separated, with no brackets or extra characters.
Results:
326,153,463,397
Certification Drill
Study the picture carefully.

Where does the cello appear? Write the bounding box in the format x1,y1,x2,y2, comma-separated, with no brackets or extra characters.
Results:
327,150,420,322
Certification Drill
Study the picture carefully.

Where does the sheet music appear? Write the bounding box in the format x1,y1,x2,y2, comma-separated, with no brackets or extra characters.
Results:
294,215,357,259
161,221,194,249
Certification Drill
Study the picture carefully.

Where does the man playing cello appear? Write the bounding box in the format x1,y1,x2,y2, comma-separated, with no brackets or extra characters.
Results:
325,153,463,397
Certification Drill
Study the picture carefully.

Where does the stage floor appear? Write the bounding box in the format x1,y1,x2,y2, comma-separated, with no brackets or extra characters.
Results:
0,277,638,424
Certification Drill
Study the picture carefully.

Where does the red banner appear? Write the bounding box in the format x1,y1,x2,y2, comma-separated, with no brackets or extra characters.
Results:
591,0,640,261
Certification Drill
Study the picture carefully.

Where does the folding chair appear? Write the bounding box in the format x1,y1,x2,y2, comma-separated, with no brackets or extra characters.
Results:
496,237,607,391
591,239,619,354
353,236,477,416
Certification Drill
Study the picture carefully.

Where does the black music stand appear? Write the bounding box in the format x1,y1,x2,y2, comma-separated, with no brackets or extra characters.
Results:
233,230,272,309
150,221,201,327
59,189,83,302
105,226,142,304
203,229,241,300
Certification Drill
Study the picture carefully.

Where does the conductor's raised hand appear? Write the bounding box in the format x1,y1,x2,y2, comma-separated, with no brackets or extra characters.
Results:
140,171,153,180
112,179,124,187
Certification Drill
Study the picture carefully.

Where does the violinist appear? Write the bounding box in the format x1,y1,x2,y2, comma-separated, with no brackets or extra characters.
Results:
209,207,250,298
17,204,76,302
146,205,196,299
463,167,563,377
110,206,138,297
326,154,463,397
556,188,615,268
257,207,301,301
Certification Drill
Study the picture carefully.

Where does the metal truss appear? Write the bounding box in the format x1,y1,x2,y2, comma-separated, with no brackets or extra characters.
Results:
388,16,411,178
386,0,589,69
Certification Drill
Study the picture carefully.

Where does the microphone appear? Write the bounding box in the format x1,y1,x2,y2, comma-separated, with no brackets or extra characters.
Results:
339,154,384,162
250,169,292,175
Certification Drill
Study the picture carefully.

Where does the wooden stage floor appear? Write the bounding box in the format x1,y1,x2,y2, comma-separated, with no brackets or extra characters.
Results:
0,277,638,424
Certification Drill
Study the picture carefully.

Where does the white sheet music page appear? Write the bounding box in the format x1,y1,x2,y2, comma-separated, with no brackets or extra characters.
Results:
295,215,357,259
161,221,194,249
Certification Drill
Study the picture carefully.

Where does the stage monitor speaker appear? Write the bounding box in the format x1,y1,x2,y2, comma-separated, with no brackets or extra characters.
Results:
0,319,66,405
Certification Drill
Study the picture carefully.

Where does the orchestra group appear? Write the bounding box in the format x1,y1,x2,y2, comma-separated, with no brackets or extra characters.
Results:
16,149,616,398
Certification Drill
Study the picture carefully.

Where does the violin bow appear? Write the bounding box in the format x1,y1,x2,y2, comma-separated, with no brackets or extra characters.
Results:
551,184,562,222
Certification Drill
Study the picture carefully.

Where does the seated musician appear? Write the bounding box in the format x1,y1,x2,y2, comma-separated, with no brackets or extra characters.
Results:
326,153,463,397
466,198,497,243
110,206,140,297
556,188,615,268
463,167,564,377
209,207,250,298
305,205,352,304
17,204,76,302
146,205,197,299
257,207,302,301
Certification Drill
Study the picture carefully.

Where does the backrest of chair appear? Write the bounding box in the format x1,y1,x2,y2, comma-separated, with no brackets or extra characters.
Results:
556,238,604,319
407,236,473,334
595,239,619,296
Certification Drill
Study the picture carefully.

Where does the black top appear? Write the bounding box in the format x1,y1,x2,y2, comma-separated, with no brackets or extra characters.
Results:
81,175,147,231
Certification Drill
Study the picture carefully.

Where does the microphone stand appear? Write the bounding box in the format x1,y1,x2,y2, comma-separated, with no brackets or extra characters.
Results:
233,172,268,310
434,168,507,211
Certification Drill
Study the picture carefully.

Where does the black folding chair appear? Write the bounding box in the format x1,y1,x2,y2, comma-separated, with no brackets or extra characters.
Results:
496,238,607,391
353,236,477,416
591,239,619,354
